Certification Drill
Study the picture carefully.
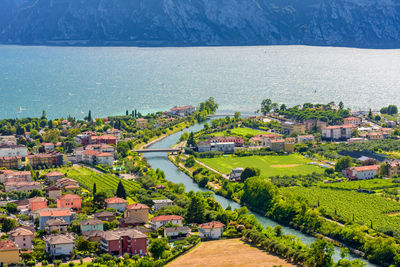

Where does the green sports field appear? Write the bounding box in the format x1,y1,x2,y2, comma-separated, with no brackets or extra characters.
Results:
211,127,278,137
198,154,323,177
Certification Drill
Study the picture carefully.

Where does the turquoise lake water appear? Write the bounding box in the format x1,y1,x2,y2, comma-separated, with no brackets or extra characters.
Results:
0,45,400,119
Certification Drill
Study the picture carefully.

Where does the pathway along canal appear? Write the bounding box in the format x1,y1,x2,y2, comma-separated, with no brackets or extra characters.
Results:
144,122,372,265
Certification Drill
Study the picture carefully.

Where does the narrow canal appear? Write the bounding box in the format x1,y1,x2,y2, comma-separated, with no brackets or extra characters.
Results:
144,122,372,265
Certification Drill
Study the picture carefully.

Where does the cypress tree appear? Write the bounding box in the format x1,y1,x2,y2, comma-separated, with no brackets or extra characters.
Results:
93,183,97,196
88,110,92,122
126,110,129,116
116,181,127,199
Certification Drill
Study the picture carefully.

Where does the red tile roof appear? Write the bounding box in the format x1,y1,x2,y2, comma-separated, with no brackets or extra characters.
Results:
126,203,149,210
105,197,127,204
152,215,183,222
57,194,81,201
200,221,225,229
46,171,64,177
82,150,100,156
39,209,71,217
91,135,116,140
0,240,18,251
97,153,113,157
349,165,380,172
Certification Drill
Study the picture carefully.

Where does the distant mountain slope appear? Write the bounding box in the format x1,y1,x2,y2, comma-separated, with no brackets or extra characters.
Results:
1,0,400,48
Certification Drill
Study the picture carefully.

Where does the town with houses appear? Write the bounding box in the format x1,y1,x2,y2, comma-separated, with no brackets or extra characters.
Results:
0,99,400,266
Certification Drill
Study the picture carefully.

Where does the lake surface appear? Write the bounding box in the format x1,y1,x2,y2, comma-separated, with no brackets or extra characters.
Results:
1,45,400,119
145,122,372,265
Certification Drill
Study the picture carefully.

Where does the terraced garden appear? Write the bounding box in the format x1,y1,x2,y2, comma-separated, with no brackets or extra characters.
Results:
46,166,140,195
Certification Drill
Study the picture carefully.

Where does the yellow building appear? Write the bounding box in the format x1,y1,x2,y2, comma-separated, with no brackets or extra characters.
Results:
0,240,19,264
284,143,295,153
281,122,306,135
124,203,149,223
136,118,148,128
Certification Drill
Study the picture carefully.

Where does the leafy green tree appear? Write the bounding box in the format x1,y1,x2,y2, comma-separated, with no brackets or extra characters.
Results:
6,202,18,214
2,218,17,232
186,195,206,223
379,162,389,177
335,156,352,172
274,225,282,237
116,181,127,199
93,192,107,209
184,156,195,168
261,99,272,115
241,177,278,211
187,132,196,148
234,112,241,121
306,239,334,267
117,141,130,158
149,238,168,259
240,167,260,181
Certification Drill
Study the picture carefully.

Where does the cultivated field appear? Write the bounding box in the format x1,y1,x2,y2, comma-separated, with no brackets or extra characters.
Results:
45,166,140,195
198,154,323,177
281,186,400,236
168,239,295,267
319,178,399,190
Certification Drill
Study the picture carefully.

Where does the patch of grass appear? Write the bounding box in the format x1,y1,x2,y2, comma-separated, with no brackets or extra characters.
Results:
212,127,276,137
281,186,400,236
198,154,323,177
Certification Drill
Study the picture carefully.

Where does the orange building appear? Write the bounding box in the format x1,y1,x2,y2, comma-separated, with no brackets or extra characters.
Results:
29,197,47,211
57,194,82,211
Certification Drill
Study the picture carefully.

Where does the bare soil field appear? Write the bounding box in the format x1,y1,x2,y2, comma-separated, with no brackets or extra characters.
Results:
168,238,296,267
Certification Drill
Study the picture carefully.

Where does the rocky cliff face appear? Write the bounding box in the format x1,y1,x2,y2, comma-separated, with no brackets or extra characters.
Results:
1,0,400,48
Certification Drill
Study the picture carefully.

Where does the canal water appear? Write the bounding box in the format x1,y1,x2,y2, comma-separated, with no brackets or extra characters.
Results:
144,122,372,265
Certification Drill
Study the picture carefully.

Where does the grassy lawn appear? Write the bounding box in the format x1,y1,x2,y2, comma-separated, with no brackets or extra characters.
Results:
281,186,400,236
198,154,323,177
168,238,295,267
45,166,140,196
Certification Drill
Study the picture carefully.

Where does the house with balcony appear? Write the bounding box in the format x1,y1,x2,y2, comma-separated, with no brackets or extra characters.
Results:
38,209,74,229
44,234,75,257
9,227,35,250
105,197,128,212
29,197,47,211
346,165,380,180
45,218,69,234
151,215,184,230
80,219,104,233
57,194,82,211
100,229,148,256
199,221,225,239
